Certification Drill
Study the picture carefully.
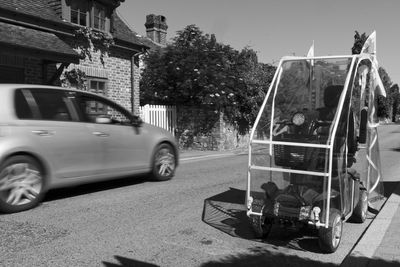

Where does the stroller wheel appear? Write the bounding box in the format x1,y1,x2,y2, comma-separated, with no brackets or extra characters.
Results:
318,208,342,253
250,206,272,238
351,189,368,223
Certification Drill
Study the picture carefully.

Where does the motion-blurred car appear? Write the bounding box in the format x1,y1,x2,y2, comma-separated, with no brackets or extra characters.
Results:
0,84,178,213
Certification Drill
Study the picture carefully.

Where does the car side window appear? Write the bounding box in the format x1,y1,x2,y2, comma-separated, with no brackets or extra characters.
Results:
78,95,131,125
15,89,33,119
29,89,73,121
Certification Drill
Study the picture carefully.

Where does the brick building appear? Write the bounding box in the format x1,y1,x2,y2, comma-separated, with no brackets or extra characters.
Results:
0,0,166,114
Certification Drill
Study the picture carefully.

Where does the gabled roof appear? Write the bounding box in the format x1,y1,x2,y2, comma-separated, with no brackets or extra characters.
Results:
112,14,147,49
113,13,161,50
0,0,67,25
0,0,149,51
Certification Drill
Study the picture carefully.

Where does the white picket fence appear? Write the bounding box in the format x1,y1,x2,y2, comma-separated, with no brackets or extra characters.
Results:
139,104,177,135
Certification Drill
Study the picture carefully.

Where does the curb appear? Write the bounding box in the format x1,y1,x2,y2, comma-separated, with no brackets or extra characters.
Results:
341,182,400,266
180,148,248,160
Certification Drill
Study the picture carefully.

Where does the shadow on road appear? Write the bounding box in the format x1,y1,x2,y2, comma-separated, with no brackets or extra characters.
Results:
202,187,322,253
102,255,159,267
44,174,150,202
202,187,252,239
101,253,400,267
383,182,400,198
342,253,400,267
200,247,400,267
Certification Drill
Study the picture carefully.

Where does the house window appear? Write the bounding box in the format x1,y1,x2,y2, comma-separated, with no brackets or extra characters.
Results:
88,78,106,95
93,4,106,31
70,1,89,27
63,0,110,32
87,78,107,113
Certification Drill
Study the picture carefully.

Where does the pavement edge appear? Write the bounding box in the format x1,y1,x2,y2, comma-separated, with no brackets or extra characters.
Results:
341,182,400,267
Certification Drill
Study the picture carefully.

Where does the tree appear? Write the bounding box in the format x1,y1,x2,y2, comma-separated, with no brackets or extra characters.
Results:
140,25,276,134
351,31,368,55
390,84,400,122
377,67,393,118
60,68,87,90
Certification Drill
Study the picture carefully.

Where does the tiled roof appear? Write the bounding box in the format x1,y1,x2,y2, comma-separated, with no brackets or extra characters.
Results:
112,14,146,48
0,0,151,50
0,0,65,24
0,21,80,62
136,33,163,50
113,13,161,50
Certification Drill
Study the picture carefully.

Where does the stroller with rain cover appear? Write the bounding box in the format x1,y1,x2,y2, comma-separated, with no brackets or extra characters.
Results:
246,32,386,253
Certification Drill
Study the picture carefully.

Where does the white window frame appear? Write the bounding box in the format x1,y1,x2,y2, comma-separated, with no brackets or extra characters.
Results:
62,0,111,32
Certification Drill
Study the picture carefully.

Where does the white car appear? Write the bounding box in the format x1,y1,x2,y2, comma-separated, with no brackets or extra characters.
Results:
0,84,178,213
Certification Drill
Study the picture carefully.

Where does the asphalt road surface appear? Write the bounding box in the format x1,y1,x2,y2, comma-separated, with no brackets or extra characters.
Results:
0,124,399,267
379,124,400,182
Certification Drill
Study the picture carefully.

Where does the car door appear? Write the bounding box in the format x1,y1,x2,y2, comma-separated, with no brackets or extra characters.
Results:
75,92,148,175
20,88,102,179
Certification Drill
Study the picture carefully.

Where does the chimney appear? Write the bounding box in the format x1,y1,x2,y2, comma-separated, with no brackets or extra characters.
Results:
145,14,168,45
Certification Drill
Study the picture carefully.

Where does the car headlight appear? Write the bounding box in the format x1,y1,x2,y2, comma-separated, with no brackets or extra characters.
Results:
292,112,305,126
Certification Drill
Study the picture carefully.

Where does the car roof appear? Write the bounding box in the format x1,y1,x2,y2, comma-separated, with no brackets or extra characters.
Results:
0,84,80,92
0,84,108,99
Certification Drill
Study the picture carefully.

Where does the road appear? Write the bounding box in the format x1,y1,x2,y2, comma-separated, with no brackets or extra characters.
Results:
0,124,399,267
379,124,400,182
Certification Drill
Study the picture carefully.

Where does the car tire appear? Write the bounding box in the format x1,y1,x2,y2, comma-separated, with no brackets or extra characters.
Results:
151,143,176,181
351,188,368,223
318,208,342,253
0,155,46,213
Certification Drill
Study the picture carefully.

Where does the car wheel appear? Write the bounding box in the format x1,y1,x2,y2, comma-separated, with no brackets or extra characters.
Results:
0,155,46,213
151,143,176,181
318,208,342,253
351,188,368,223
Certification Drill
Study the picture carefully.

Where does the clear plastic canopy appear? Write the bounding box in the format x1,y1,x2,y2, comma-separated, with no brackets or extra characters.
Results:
247,55,384,226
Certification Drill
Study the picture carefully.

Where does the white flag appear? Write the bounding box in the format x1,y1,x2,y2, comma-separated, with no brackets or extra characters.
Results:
307,41,314,57
361,31,376,55
361,31,385,97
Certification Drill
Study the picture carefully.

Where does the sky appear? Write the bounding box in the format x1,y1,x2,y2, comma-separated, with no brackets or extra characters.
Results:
118,0,400,85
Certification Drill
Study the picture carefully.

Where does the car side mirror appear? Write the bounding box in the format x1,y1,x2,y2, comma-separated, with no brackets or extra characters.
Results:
358,107,368,144
131,116,143,128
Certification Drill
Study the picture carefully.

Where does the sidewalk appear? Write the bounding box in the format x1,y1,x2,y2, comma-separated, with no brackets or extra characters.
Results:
341,182,400,267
